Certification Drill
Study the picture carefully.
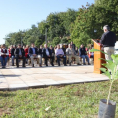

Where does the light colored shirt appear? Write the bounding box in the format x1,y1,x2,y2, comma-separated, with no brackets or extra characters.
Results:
0,48,9,56
55,48,64,56
46,48,49,56
66,48,76,55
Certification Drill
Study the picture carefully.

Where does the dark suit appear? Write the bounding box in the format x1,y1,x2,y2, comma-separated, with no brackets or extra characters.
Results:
38,49,43,56
14,48,26,67
28,48,38,56
42,48,54,66
10,48,15,66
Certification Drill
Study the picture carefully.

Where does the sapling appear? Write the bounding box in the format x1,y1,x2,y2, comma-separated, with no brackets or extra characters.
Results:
90,49,118,104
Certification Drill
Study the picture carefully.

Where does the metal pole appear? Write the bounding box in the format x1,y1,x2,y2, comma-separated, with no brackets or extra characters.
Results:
21,37,22,46
45,28,47,45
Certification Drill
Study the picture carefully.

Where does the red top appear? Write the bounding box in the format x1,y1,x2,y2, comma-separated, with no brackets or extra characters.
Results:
9,49,11,58
24,48,29,58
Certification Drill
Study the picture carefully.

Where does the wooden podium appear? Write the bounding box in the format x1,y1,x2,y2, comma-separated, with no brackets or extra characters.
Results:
92,39,106,74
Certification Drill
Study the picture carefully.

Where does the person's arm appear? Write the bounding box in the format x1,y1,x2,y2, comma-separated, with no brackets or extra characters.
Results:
79,48,81,56
61,49,64,55
14,49,17,57
100,33,105,44
55,49,58,56
22,49,25,56
66,48,69,55
6,49,9,55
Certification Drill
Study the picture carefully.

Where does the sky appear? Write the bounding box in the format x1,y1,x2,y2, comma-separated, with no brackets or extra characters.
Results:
0,0,95,44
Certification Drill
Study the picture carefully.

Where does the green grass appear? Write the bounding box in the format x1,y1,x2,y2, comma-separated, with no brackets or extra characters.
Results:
0,80,118,118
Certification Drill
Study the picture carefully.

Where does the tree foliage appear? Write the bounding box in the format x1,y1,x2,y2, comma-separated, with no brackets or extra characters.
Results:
4,1,118,48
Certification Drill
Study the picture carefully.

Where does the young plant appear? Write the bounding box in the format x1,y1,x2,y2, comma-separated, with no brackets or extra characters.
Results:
90,49,118,104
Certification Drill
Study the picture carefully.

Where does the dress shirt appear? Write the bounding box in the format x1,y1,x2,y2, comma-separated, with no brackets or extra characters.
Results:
32,48,35,54
55,48,64,56
19,49,22,56
46,48,49,56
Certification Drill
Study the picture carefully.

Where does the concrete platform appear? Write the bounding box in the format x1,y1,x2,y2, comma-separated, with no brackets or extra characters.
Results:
0,65,109,91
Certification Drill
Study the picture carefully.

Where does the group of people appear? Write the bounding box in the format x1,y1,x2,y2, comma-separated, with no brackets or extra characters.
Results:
0,41,91,68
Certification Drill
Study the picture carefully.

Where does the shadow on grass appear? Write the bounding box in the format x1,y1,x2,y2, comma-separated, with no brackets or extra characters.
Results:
0,92,16,97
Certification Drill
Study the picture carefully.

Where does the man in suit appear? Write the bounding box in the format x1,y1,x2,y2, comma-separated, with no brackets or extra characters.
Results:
0,44,9,68
29,43,41,67
42,44,54,66
55,44,66,66
14,44,26,68
38,45,43,67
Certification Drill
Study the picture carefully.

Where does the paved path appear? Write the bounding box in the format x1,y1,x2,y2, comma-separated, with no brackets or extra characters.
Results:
0,65,109,91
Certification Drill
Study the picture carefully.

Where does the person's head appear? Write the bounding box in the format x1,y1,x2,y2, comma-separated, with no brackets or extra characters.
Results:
57,44,60,49
60,44,63,48
54,46,57,49
76,47,78,50
80,44,84,48
50,45,53,49
71,41,73,45
18,44,21,49
40,45,43,49
26,45,29,48
23,45,26,49
68,44,72,48
10,45,13,49
103,25,110,32
44,44,47,48
31,43,35,48
1,44,6,49
13,45,17,49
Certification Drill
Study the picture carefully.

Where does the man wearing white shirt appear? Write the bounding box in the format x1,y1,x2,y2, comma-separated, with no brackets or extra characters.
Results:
0,44,9,68
55,44,66,66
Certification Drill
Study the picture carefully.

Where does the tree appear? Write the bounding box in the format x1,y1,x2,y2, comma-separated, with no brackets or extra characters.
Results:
53,37,61,46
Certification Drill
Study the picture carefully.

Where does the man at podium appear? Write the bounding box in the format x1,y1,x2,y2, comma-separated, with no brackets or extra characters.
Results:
100,25,116,60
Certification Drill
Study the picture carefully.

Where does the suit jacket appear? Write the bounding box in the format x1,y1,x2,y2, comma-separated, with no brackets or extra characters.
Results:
28,47,38,56
38,48,43,56
79,47,87,56
42,48,52,58
10,48,15,56
14,48,25,57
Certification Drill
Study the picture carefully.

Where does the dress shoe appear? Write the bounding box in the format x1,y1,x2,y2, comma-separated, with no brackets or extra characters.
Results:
88,63,91,65
39,64,42,67
77,63,81,65
83,63,86,65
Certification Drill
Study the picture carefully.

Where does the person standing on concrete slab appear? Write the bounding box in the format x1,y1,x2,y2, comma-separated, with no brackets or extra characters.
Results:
100,25,117,60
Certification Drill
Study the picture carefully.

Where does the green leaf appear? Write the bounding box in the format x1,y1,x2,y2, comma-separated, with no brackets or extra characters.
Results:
90,49,107,55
